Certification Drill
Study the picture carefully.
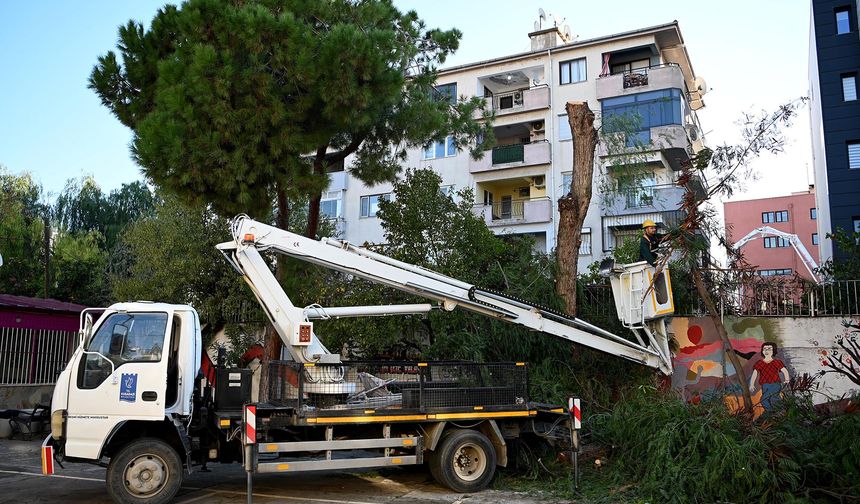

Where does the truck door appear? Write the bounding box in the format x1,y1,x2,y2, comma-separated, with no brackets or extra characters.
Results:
63,311,173,459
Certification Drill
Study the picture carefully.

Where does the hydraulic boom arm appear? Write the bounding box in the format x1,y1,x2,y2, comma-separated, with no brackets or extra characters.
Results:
217,215,673,374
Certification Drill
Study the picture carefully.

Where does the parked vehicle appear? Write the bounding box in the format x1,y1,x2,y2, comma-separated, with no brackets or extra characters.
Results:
42,215,674,504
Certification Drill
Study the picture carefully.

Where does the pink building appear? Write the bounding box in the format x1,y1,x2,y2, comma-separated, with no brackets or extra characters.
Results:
723,188,820,281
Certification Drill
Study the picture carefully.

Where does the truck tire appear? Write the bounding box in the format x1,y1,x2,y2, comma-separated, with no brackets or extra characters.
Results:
106,438,183,504
428,429,497,493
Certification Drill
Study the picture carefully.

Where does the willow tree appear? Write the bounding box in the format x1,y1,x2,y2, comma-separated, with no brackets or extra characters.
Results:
89,0,492,237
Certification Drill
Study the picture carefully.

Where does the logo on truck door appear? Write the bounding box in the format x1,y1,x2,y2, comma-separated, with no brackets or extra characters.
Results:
120,373,138,402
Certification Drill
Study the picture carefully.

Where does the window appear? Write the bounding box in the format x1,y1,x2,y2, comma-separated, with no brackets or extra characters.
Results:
812,233,820,245
579,228,592,255
434,83,457,104
320,191,343,220
601,89,684,142
775,210,789,222
763,237,789,248
758,269,792,277
843,74,858,101
810,208,817,220
360,193,391,218
561,172,572,193
559,58,586,85
762,211,774,223
440,185,455,198
558,115,572,141
836,8,851,34
849,141,860,169
79,312,168,389
610,59,650,75
423,136,457,159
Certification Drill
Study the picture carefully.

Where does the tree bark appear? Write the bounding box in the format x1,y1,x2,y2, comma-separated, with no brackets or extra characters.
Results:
260,186,291,401
556,102,598,315
692,268,753,412
306,146,328,239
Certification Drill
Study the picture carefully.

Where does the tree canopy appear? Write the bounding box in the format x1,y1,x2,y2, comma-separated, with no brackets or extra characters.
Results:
90,0,493,235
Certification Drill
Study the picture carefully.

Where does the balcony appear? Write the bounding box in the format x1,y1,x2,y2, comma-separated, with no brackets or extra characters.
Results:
601,184,686,217
490,86,550,116
596,63,685,101
470,141,551,173
472,197,552,227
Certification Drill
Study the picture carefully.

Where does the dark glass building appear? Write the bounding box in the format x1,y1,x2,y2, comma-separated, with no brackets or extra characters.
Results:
809,0,860,262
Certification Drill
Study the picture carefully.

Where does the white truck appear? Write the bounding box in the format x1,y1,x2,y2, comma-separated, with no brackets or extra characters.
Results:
41,215,674,504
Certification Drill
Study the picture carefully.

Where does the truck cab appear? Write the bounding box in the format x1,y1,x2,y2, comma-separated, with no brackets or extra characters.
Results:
50,303,201,472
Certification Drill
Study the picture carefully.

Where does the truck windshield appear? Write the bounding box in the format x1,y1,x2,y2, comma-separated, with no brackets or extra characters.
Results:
80,312,168,389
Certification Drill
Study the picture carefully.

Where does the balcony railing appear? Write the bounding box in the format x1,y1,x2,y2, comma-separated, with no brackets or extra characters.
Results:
596,63,685,101
471,141,551,173
488,86,550,116
472,197,552,227
602,184,685,216
492,144,524,164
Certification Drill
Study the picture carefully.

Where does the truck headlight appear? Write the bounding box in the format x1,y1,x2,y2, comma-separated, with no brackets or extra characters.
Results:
51,410,66,440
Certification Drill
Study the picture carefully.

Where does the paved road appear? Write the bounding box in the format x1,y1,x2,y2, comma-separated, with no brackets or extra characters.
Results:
0,438,559,504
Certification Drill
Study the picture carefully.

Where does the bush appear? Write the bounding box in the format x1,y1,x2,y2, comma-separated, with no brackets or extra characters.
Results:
591,388,802,503
590,388,860,503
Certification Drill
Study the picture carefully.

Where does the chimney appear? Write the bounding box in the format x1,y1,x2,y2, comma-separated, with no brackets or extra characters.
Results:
528,26,568,51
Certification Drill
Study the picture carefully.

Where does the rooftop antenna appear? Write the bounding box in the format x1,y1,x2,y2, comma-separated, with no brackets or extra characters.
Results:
538,8,546,29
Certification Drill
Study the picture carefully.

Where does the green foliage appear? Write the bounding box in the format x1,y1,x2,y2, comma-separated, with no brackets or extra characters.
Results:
0,168,47,296
591,388,860,503
55,176,156,257
90,0,493,222
817,227,860,280
113,193,258,328
51,231,109,306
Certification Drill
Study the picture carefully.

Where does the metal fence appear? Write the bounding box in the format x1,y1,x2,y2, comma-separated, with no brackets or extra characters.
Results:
0,327,75,385
674,277,860,318
268,361,529,414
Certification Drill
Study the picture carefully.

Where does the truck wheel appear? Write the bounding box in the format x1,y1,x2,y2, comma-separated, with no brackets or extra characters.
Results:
106,438,182,504
429,429,496,493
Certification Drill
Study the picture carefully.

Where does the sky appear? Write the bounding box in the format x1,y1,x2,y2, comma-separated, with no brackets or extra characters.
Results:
0,0,813,203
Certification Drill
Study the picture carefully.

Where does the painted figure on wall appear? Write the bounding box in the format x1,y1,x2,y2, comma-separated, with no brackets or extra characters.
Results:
749,342,790,411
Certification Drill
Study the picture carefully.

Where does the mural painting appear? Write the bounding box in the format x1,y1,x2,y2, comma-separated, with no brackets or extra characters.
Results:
670,316,860,417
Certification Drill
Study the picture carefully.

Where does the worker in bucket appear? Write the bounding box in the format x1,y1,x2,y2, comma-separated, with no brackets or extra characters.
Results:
639,220,665,266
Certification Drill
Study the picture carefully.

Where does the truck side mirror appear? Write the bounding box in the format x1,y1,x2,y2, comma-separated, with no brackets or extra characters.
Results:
109,325,129,355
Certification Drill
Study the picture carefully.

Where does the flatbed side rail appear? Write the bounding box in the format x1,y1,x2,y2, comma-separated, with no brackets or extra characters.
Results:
267,360,529,415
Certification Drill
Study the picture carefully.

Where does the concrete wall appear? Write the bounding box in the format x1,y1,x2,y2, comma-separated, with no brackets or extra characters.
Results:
0,385,54,411
671,316,860,416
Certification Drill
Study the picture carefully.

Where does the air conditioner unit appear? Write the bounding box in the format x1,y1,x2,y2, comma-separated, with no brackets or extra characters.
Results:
513,91,523,105
531,120,545,132
532,175,546,188
686,124,699,142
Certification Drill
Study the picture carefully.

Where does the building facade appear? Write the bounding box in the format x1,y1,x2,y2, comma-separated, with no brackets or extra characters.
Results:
724,188,821,281
809,0,860,263
326,21,707,272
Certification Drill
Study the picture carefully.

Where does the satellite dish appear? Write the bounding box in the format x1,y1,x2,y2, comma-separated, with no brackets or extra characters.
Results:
534,20,540,31
538,8,546,21
694,76,708,95
563,25,572,40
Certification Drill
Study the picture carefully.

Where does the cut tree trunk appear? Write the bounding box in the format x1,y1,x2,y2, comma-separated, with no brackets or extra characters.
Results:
556,101,598,316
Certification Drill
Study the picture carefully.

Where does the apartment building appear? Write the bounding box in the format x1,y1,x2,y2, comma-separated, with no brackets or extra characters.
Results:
809,0,860,263
325,20,708,272
724,188,821,281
